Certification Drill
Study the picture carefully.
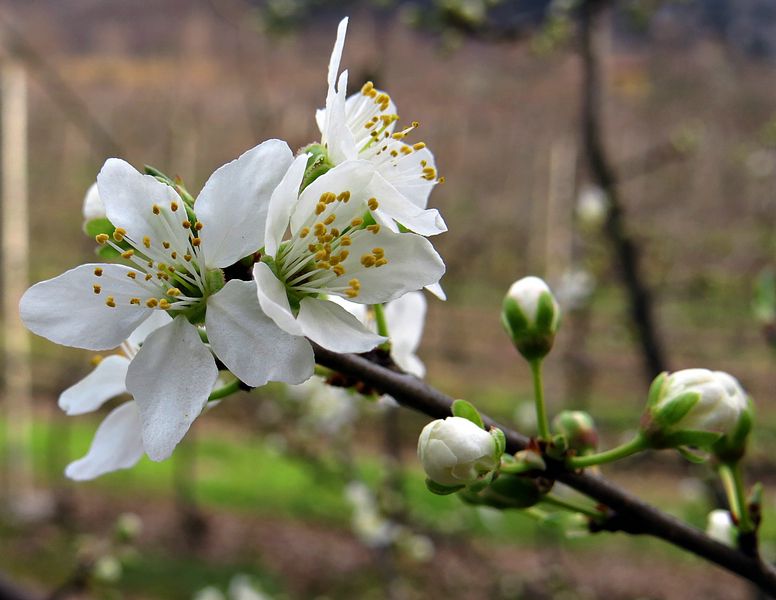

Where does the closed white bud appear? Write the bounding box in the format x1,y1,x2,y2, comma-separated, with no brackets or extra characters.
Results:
82,182,105,222
643,369,751,452
418,417,500,488
501,276,560,361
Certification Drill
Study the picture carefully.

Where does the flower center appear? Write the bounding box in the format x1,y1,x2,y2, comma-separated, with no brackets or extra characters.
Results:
93,200,218,321
274,190,389,301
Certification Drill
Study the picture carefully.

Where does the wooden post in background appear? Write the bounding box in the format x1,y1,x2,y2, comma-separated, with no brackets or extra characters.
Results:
1,57,34,513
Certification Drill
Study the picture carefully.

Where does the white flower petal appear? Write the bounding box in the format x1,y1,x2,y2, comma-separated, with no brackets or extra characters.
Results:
425,282,446,301
297,297,385,353
338,230,445,304
125,310,173,349
369,173,446,236
196,140,293,268
264,153,309,257
375,146,437,210
97,158,187,253
326,294,368,322
206,280,314,387
20,263,153,351
127,317,218,461
65,401,145,481
59,354,131,416
253,262,304,336
321,20,357,164
343,90,399,148
385,291,426,376
326,18,348,102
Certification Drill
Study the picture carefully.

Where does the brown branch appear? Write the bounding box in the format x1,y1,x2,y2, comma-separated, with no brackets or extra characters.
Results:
311,343,776,595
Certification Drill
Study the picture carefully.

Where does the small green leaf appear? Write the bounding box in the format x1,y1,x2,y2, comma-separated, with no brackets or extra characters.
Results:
425,478,464,496
452,399,484,429
655,391,699,426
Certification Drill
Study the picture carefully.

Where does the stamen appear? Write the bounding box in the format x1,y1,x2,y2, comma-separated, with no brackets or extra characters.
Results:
146,298,158,308
143,236,151,248
92,284,101,294
121,250,135,259
130,298,141,305
95,233,109,244
367,224,381,234
127,272,137,279
368,198,379,211
170,201,179,212
93,267,103,277
113,227,127,241
105,296,116,308
152,204,161,215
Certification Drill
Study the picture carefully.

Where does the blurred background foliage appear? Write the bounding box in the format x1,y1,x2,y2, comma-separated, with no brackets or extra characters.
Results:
1,0,775,598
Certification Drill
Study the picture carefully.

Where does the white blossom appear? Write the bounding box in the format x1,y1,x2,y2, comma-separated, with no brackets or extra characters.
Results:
82,182,105,222
254,156,445,355
706,509,736,547
314,18,446,238
21,141,314,461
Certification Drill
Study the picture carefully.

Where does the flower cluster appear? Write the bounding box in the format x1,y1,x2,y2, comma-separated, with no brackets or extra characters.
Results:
21,17,445,479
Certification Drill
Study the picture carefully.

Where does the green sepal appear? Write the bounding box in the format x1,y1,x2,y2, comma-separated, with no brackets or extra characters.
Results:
487,474,546,509
676,446,710,464
534,291,558,332
299,144,333,191
467,470,496,494
84,217,115,238
425,478,464,496
501,297,529,336
654,391,700,427
97,244,122,259
451,399,484,429
748,481,763,511
646,372,668,408
490,427,506,457
713,398,754,462
664,429,723,450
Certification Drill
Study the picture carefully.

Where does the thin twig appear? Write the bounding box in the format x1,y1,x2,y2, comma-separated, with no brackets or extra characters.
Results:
311,343,776,595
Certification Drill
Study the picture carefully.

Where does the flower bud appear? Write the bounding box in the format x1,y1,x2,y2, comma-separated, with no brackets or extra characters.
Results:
641,369,751,453
82,182,105,222
706,509,735,547
501,276,560,362
553,410,598,455
418,417,501,490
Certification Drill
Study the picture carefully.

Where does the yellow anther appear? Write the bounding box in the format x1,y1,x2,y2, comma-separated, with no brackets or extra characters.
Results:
170,251,177,259
340,235,352,247
361,81,375,95
130,298,141,305
146,298,159,308
422,167,437,181
372,247,384,258
318,261,331,270
413,142,426,150
159,299,171,310
324,215,336,226
105,296,116,308
167,288,181,297
333,264,346,277
420,160,427,167
390,150,398,157
143,236,151,248
337,250,350,261
93,267,103,277
127,271,137,279
95,233,109,244
438,176,446,184
299,227,310,238
92,284,101,294
162,241,170,249
368,198,379,211
195,222,203,231
392,132,405,140
182,220,191,229
323,234,334,243
346,289,359,298
145,273,153,281
401,146,412,155
315,250,329,261
170,201,179,212
192,237,201,247
337,191,351,203
329,255,341,266
330,228,340,238
320,192,336,204
361,254,376,268
152,204,161,215
184,254,192,262
349,278,360,288
147,260,154,267
113,227,127,241
315,202,326,215
374,258,388,267
412,121,420,128
367,224,381,234
314,222,327,234
121,250,134,259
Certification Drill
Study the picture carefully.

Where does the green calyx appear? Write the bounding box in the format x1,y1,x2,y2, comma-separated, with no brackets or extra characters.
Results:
501,291,558,361
300,144,334,191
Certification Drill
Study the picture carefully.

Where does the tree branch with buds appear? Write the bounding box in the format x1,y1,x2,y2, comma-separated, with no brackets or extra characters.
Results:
311,343,776,595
